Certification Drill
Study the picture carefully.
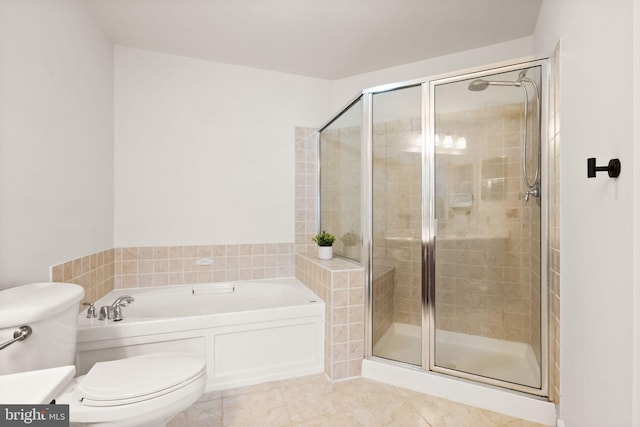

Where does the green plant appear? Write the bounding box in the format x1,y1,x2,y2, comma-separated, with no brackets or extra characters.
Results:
341,231,360,246
312,230,336,247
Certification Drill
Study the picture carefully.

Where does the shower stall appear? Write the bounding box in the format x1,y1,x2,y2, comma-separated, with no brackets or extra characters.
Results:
318,59,549,397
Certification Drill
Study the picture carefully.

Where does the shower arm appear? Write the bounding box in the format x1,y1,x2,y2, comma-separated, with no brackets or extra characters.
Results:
468,73,541,194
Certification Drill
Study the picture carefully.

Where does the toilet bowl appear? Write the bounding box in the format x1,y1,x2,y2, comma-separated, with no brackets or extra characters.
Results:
0,283,206,427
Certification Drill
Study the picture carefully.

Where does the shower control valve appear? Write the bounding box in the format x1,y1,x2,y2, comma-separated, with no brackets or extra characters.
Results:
524,187,540,202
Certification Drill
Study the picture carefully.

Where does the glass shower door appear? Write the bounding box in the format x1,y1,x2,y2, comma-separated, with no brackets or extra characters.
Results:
319,98,362,262
430,66,544,390
370,85,423,365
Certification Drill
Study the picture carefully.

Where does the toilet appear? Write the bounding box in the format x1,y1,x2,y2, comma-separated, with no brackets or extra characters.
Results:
0,282,206,427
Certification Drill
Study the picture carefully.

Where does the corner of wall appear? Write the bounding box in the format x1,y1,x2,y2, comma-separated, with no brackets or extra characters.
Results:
51,249,115,305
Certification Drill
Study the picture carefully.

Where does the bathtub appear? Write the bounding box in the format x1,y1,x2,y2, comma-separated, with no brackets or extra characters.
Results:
75,278,325,392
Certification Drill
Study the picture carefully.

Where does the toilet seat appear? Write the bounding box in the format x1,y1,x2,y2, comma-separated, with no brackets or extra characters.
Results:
76,353,205,407
56,352,206,426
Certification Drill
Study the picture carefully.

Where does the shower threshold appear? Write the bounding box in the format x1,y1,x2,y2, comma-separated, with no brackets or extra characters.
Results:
373,322,540,388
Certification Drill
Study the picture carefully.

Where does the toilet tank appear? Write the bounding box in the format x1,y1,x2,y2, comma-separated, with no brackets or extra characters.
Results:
0,282,84,374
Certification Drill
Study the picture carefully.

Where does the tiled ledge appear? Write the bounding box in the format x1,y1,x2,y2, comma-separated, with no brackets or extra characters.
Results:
298,251,363,271
295,252,365,381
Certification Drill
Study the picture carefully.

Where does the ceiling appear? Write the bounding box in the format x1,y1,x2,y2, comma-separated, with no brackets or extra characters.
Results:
85,0,543,80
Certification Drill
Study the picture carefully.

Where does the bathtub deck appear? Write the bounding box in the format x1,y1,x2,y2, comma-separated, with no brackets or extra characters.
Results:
167,373,550,427
75,278,325,392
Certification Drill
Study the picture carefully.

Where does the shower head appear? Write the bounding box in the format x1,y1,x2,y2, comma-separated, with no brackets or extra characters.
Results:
467,79,521,91
467,79,490,91
468,68,532,91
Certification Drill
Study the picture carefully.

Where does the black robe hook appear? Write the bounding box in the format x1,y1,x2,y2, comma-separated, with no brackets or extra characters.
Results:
587,158,621,178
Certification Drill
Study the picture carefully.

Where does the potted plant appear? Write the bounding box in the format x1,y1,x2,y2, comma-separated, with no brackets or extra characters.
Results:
312,230,336,260
341,231,360,259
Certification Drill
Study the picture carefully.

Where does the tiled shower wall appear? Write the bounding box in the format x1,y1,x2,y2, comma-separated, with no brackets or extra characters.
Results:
370,108,540,346
434,103,540,347
371,267,395,344
318,125,361,258
372,118,423,328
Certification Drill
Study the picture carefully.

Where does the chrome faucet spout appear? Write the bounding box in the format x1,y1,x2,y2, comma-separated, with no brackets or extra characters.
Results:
105,295,135,321
110,295,135,308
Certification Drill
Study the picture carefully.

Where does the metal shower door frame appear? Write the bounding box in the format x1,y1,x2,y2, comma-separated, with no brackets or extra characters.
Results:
425,58,550,397
350,56,550,397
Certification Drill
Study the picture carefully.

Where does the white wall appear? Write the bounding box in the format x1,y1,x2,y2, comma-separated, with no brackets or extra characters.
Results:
0,0,114,288
534,1,636,426
114,47,331,247
633,0,640,424
330,36,535,111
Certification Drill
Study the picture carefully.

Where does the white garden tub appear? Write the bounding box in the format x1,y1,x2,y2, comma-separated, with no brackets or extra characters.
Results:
75,278,324,392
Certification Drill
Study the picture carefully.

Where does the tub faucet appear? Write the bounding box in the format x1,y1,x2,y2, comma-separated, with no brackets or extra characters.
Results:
99,295,135,321
111,295,135,308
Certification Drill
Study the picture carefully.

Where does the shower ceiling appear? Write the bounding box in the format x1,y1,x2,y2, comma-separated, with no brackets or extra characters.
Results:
85,0,542,80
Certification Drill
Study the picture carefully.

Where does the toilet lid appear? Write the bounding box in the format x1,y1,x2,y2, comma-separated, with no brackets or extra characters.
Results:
76,353,205,407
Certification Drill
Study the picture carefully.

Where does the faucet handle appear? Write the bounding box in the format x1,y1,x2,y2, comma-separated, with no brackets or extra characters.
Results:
112,305,123,322
82,302,97,318
99,306,110,321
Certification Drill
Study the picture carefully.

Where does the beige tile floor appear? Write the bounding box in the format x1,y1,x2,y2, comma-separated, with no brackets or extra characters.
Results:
168,374,548,427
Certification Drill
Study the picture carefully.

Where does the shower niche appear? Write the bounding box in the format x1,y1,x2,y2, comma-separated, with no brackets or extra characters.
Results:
318,59,549,397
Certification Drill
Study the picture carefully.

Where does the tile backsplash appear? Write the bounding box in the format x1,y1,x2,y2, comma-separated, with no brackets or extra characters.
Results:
114,243,294,288
51,249,115,305
50,243,295,304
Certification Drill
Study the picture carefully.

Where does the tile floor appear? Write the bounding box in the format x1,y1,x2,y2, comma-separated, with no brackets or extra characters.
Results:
168,374,548,427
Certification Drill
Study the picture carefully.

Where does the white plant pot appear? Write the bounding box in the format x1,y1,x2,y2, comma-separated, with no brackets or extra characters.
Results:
317,246,333,260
